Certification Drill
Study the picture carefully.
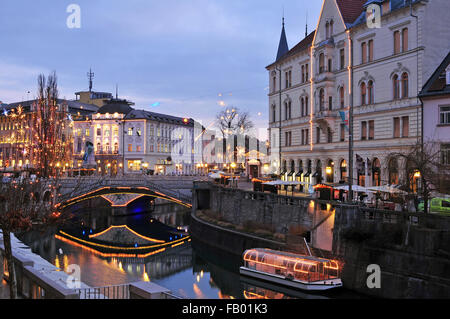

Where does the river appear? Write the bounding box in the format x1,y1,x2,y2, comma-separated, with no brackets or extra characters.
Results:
16,198,365,299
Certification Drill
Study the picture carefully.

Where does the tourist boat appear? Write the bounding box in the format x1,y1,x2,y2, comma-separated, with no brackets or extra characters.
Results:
239,248,342,291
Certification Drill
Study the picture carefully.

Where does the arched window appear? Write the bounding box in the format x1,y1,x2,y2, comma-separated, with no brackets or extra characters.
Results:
272,105,276,122
325,22,329,39
319,53,325,73
401,72,409,98
393,74,400,99
372,158,381,186
367,80,374,104
301,65,305,83
114,142,118,153
389,158,399,185
340,159,347,182
301,98,305,117
305,96,309,115
340,86,345,108
319,89,325,110
360,82,367,105
330,20,334,36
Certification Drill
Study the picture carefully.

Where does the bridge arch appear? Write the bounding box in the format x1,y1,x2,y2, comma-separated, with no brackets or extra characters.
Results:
57,186,192,210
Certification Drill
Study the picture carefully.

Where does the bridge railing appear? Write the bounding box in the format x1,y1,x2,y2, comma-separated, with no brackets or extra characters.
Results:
77,284,130,299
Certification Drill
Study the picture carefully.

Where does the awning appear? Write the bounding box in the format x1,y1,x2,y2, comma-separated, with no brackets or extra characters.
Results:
287,171,295,176
303,171,311,177
312,172,321,178
334,185,375,193
280,170,287,175
296,169,304,175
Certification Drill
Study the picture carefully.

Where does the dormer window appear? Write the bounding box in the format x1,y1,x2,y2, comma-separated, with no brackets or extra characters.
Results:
446,70,450,85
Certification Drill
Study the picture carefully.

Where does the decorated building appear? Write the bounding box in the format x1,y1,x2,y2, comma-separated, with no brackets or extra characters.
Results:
267,0,450,192
72,99,198,176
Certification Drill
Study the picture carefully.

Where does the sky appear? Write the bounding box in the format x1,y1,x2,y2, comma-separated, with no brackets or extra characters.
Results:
0,0,322,139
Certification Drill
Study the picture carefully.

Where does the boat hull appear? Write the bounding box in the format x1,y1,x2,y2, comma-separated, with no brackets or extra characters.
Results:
239,267,342,291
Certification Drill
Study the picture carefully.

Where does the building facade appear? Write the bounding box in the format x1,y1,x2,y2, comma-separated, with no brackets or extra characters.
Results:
267,0,450,192
72,100,197,176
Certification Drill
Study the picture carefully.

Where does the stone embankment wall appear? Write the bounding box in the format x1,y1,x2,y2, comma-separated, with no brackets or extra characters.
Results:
333,206,450,298
191,181,450,298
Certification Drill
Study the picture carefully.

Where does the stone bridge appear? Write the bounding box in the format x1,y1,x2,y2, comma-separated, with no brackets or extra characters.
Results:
56,175,202,209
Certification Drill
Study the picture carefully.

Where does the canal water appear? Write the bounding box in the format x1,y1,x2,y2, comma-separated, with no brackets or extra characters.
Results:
17,198,365,299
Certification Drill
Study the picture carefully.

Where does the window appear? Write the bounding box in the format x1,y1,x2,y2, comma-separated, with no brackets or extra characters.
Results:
367,80,374,104
393,75,400,99
394,31,401,54
128,127,133,136
361,82,367,105
319,53,325,73
442,144,450,165
368,120,375,140
114,142,118,153
328,59,332,72
361,42,367,64
285,70,292,88
330,20,334,37
301,65,305,83
305,64,309,81
305,96,309,115
340,87,345,108
285,101,291,120
301,129,305,145
316,127,321,144
113,127,118,136
137,128,141,136
301,98,305,117
328,96,333,111
85,129,90,137
368,40,374,62
393,117,400,138
340,49,345,70
96,127,101,136
402,116,409,137
402,28,408,52
285,131,292,147
128,144,132,152
136,145,142,152
440,106,450,124
327,127,332,143
401,73,409,98
382,1,390,14
272,76,276,92
305,129,309,145
77,128,81,137
319,89,325,111
325,22,329,39
361,121,367,140
272,105,276,122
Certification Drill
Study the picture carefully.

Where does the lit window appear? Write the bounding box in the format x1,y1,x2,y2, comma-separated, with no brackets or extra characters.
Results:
128,127,133,136
128,144,132,152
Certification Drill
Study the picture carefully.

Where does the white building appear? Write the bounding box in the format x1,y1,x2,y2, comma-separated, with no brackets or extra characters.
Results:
72,99,198,176
267,0,450,193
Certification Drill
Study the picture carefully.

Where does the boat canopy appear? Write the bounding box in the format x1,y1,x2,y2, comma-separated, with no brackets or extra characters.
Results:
242,248,339,282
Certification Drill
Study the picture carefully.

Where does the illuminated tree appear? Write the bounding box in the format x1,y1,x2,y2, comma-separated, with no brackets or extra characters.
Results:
30,72,72,178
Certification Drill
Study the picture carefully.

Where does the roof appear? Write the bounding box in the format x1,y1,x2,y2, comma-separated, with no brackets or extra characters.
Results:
97,99,134,115
276,20,289,61
125,109,194,126
4,99,99,115
419,51,450,98
267,31,315,69
336,0,367,25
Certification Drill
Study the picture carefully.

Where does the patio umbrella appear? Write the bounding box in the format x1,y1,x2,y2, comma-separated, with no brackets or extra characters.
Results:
367,185,407,194
333,185,373,193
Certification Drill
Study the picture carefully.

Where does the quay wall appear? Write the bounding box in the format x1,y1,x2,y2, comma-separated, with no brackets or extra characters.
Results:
190,181,450,298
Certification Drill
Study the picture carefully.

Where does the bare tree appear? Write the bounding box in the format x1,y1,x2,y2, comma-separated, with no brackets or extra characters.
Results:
216,107,254,138
0,175,104,299
386,141,450,213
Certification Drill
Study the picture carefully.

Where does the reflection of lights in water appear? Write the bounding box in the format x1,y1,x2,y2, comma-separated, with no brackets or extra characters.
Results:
200,270,204,278
143,272,150,282
218,291,235,299
192,283,206,299
196,274,200,283
118,262,124,272
54,257,60,270
63,255,69,271
127,265,132,273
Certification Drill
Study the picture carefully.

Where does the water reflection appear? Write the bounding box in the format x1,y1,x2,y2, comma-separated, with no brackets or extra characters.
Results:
16,200,362,299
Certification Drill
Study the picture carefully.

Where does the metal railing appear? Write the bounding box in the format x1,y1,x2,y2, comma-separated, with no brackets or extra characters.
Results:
77,284,130,299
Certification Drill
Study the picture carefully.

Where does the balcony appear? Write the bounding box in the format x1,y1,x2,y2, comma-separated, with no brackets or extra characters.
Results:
96,150,120,156
314,109,338,131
